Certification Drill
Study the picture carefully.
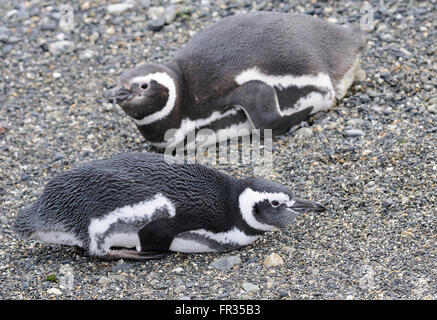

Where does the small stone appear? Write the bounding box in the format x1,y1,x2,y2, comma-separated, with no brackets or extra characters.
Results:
263,253,284,268
344,129,364,137
149,279,167,289
48,40,75,56
209,255,241,270
89,32,99,43
0,27,9,43
53,153,64,161
371,105,385,114
79,49,95,60
164,6,178,24
382,199,395,207
81,1,91,10
108,274,126,281
41,18,57,31
112,262,132,273
171,267,184,274
103,102,115,112
384,107,393,115
401,230,413,237
325,122,338,130
295,127,313,137
147,17,166,32
52,72,61,78
427,105,436,114
106,26,116,35
147,7,165,20
379,33,395,42
6,10,18,19
346,119,364,126
242,282,260,293
107,3,134,15
279,290,289,298
359,94,371,103
97,276,114,286
47,288,63,295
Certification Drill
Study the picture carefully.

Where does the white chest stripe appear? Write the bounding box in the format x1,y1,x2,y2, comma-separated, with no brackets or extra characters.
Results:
88,193,176,255
239,188,290,231
131,72,177,126
282,91,333,116
169,227,258,253
235,67,333,90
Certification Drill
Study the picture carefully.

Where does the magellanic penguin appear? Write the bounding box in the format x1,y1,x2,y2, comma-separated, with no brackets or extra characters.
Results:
105,11,366,149
14,152,325,260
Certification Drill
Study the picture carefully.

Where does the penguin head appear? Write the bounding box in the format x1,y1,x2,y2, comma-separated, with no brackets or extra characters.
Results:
105,63,178,125
239,178,325,231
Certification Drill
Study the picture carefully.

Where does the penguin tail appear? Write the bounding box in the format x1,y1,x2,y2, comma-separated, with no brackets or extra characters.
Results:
13,203,42,238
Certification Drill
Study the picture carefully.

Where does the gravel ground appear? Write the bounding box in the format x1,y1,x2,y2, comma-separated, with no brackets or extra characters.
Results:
0,0,436,300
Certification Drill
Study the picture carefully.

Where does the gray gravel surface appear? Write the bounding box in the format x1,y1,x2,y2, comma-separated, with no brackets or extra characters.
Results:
0,0,436,300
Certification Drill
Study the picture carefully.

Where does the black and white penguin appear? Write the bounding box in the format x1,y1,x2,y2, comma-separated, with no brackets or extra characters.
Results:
105,11,366,148
14,152,325,260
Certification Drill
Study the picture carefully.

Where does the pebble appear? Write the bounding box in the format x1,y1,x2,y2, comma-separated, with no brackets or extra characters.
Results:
384,107,394,115
107,3,134,15
171,267,184,274
112,262,133,273
242,282,260,293
53,153,64,161
382,199,395,207
147,7,165,20
79,49,95,60
209,255,241,271
279,290,289,298
164,6,179,24
147,17,166,32
48,40,75,56
106,26,116,35
0,26,9,43
97,276,114,286
263,253,284,268
401,230,413,237
344,129,364,137
41,18,57,31
47,288,63,296
295,127,313,138
427,105,436,114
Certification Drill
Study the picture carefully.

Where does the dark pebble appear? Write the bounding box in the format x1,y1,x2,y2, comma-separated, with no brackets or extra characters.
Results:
147,17,166,32
112,263,133,273
53,153,64,161
279,290,289,298
382,199,395,207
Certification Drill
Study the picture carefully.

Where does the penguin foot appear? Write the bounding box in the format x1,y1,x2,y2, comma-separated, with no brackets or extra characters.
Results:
105,249,170,261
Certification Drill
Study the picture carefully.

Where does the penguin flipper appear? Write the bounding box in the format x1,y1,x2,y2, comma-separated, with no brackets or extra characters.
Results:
223,80,314,135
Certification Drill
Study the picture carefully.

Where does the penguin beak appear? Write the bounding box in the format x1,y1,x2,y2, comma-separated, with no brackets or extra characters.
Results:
286,199,326,213
105,86,133,104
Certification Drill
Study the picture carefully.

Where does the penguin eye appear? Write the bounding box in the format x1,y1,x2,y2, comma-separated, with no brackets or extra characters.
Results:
271,200,280,207
140,83,149,90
